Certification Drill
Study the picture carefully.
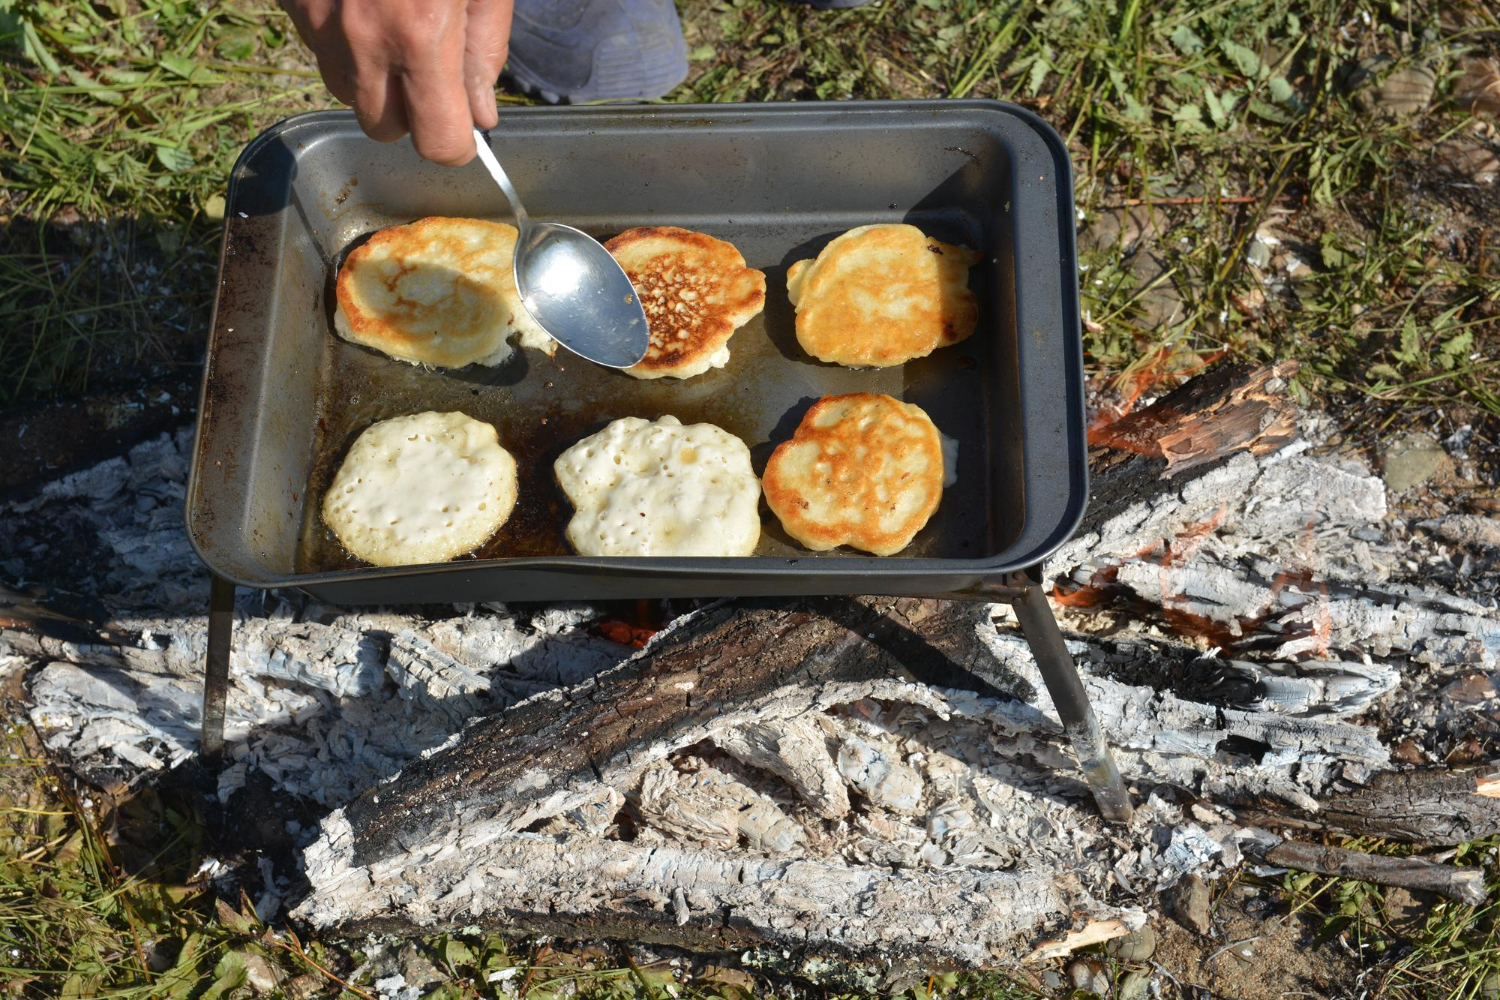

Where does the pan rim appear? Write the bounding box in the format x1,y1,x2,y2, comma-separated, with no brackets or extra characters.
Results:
185,98,1089,591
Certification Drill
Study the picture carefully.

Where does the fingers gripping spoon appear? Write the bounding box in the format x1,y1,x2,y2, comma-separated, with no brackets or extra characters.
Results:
472,128,650,368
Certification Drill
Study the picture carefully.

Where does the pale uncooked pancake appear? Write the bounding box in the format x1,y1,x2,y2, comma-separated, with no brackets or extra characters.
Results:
786,223,982,368
605,226,766,380
334,217,554,368
763,393,947,556
555,415,761,556
322,411,518,567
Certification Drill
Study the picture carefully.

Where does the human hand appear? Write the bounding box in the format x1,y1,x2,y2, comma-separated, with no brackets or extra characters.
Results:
281,0,514,166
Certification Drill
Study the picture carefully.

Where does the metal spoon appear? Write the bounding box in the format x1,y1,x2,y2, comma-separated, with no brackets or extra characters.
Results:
471,128,650,369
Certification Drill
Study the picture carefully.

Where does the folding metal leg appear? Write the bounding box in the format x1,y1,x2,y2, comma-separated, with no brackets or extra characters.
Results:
201,573,235,762
1011,575,1135,824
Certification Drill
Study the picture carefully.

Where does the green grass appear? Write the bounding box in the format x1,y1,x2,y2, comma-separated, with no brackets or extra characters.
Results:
682,0,1500,429
0,0,323,404
2,0,1498,429
3,0,1500,996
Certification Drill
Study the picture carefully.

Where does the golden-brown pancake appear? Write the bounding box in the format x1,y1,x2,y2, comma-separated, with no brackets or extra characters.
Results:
786,223,981,368
763,393,947,557
333,217,552,369
605,226,766,380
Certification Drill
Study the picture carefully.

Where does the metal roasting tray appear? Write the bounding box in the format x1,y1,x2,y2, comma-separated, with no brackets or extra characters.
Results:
185,100,1089,605
185,101,1135,822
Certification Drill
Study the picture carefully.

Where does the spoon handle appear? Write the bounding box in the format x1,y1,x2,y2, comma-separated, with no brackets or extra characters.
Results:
472,127,530,233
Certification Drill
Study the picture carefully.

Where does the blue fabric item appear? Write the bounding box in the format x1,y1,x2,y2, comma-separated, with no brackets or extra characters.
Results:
505,0,690,103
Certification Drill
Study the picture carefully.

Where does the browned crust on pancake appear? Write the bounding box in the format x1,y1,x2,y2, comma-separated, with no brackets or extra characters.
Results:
763,392,944,556
790,225,982,368
606,226,766,376
335,217,509,357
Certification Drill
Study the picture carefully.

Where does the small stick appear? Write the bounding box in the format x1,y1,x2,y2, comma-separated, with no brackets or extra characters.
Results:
1206,935,1264,965
278,929,376,999
1110,195,1258,206
1257,840,1488,905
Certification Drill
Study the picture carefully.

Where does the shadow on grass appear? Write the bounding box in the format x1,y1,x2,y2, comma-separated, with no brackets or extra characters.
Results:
0,214,216,410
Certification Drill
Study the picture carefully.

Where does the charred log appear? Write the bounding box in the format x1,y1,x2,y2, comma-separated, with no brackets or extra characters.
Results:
3,363,1497,968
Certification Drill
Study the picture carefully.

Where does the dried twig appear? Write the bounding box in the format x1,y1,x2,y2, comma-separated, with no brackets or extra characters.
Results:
1206,935,1264,965
276,929,376,1000
1257,840,1488,906
1111,195,1258,206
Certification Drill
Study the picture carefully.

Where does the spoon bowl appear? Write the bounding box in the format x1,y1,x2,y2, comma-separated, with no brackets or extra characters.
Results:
514,221,651,369
473,129,650,369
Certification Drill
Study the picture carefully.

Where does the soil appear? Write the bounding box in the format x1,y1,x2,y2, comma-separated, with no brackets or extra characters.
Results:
1147,894,1364,1000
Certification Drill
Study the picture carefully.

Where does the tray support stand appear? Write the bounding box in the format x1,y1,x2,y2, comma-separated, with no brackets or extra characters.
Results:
197,567,1133,823
200,573,235,764
1005,570,1135,824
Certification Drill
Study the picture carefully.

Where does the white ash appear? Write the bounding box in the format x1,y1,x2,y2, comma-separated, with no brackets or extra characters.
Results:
1050,450,1397,593
17,600,630,806
8,408,1500,963
2,431,633,806
633,758,805,854
714,716,850,819
3,429,206,610
1048,443,1500,670
835,733,925,814
1216,657,1400,717
255,855,283,923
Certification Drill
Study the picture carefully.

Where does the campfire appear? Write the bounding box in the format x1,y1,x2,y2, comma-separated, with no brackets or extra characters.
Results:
4,362,1500,982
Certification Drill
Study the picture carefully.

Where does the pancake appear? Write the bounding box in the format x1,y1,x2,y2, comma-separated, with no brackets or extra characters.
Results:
786,223,982,368
605,226,766,380
322,411,518,567
763,393,947,556
555,415,761,556
334,217,554,368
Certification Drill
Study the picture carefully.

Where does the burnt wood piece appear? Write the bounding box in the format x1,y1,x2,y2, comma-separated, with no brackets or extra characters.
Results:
1087,360,1299,474
300,828,1096,970
343,597,1013,866
1075,362,1301,565
1233,770,1500,847
1257,839,1487,905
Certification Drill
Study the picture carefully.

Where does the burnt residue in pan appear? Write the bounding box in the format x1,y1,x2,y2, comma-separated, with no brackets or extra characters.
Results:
295,213,1004,574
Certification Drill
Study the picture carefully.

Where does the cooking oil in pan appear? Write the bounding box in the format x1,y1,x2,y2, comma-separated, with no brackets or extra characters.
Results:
296,224,1002,574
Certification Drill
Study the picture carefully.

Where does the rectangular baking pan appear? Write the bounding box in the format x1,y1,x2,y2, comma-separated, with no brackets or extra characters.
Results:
185,100,1087,604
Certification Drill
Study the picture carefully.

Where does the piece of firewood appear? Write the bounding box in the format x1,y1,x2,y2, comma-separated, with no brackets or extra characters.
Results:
1232,770,1500,847
8,361,1500,972
1255,839,1487,905
1088,360,1299,475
